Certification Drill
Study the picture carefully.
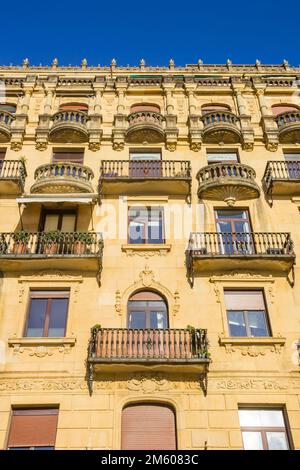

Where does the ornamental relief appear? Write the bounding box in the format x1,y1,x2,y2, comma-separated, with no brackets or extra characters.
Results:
9,343,74,358
216,379,290,392
221,344,283,356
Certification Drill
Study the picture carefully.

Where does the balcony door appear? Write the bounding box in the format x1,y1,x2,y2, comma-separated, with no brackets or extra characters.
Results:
40,209,77,233
215,209,253,255
129,151,162,178
127,291,168,329
284,152,300,179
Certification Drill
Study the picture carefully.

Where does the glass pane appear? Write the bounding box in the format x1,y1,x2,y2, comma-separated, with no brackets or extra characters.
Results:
227,311,247,336
26,298,48,337
148,219,163,244
128,311,146,329
150,311,168,329
44,214,59,232
242,431,264,450
247,311,269,337
216,210,247,219
48,298,68,337
130,152,161,161
267,432,288,450
61,215,76,232
128,220,145,244
239,409,285,427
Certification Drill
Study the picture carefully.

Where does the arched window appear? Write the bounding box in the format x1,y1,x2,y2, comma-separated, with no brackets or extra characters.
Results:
0,103,16,114
122,403,177,450
127,290,168,329
271,104,300,116
130,103,161,113
59,102,88,112
201,103,231,115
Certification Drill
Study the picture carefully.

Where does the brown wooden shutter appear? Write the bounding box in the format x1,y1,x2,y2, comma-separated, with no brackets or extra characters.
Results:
52,151,84,164
121,404,176,450
7,409,58,448
224,290,265,310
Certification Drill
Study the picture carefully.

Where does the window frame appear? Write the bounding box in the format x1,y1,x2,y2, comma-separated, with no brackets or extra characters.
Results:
127,206,165,245
239,407,292,450
206,150,240,164
24,290,70,338
39,207,78,232
225,289,271,338
127,291,169,329
52,148,84,164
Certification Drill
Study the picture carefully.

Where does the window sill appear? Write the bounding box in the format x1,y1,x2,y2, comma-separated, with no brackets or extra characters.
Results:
8,336,76,357
122,244,171,257
218,335,286,355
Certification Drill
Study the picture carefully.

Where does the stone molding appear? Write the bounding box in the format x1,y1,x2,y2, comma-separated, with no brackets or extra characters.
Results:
8,336,76,357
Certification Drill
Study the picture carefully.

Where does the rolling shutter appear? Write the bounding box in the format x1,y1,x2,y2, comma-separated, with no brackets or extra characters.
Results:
121,404,176,450
7,409,58,448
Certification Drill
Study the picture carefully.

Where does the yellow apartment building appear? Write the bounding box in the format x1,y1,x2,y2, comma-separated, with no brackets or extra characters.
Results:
0,58,300,450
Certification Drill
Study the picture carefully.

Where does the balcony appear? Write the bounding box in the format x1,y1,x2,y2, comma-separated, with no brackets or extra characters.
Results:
30,162,94,194
201,111,242,144
275,112,300,144
126,111,165,144
186,232,295,283
0,111,14,142
87,327,209,391
0,231,103,279
99,160,191,201
0,160,26,194
49,111,89,143
197,163,260,205
263,161,300,198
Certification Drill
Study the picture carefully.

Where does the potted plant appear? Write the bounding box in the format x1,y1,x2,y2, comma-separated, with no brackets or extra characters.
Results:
40,230,62,254
12,231,30,254
73,232,94,255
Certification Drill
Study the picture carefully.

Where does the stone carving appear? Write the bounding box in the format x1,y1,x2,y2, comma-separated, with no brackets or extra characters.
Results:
89,142,101,152
18,271,83,302
216,379,289,391
113,141,125,151
115,289,122,315
35,141,48,151
124,249,168,258
139,264,155,286
222,344,282,356
10,344,73,357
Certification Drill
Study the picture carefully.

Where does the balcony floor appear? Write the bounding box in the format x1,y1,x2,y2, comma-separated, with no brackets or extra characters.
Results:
100,178,191,198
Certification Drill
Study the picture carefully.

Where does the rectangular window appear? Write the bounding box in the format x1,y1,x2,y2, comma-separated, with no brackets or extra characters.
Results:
207,151,238,164
25,291,69,338
129,150,162,177
52,149,84,164
40,209,77,232
283,152,300,179
128,206,164,244
215,209,253,255
7,408,59,450
225,290,270,337
238,408,290,450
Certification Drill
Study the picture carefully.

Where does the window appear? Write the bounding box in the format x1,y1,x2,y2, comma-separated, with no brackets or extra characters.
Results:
59,103,88,112
7,408,58,450
128,206,164,244
207,151,238,164
130,103,161,113
283,152,300,179
238,408,290,450
128,291,168,329
129,150,162,177
201,104,231,115
225,290,270,337
25,291,69,337
52,149,84,164
272,104,299,116
215,209,253,255
40,209,77,232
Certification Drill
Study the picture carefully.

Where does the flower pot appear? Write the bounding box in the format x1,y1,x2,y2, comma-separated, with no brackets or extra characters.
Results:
12,242,29,254
73,241,86,255
43,243,58,254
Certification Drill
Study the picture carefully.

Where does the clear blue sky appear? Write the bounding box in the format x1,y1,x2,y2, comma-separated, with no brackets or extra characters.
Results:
1,0,299,67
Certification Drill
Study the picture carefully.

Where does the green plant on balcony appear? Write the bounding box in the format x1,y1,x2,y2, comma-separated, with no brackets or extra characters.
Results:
0,234,8,255
12,231,30,254
73,232,94,254
40,230,62,254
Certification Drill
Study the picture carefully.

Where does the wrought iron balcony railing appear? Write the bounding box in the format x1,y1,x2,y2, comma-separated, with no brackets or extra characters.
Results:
100,160,191,179
30,162,94,193
187,232,294,257
0,160,27,191
88,327,209,362
0,231,103,257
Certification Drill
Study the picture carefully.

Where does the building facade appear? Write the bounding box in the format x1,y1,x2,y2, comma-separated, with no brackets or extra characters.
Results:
0,59,300,450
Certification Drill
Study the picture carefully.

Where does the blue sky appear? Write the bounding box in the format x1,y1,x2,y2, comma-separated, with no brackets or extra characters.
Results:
1,0,299,67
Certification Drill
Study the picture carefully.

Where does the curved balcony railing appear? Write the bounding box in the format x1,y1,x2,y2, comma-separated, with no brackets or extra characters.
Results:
0,160,26,190
127,111,165,128
0,231,103,257
31,162,94,193
88,327,209,362
52,110,89,127
201,111,240,128
275,111,300,128
197,162,259,201
0,111,15,141
49,110,90,143
187,232,294,257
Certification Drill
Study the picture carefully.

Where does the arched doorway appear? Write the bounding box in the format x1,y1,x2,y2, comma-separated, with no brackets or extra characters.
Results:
127,290,168,329
121,403,177,450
